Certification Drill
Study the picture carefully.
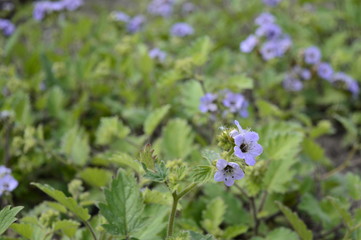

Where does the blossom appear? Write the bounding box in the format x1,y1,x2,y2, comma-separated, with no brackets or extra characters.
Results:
182,2,195,14
170,22,194,37
332,72,360,97
260,41,279,60
148,0,174,17
214,159,244,187
255,12,275,26
304,46,321,64
61,0,83,11
293,66,311,80
276,35,292,56
263,0,282,6
240,35,258,53
33,0,83,21
199,93,218,113
232,121,263,166
0,166,18,197
222,92,249,117
127,15,146,33
317,62,333,81
112,11,130,22
0,19,15,36
283,74,303,91
256,23,282,40
149,48,167,62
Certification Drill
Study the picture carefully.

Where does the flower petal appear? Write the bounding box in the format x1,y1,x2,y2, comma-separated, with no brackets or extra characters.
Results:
245,131,259,142
234,134,244,146
216,159,228,170
251,143,263,156
214,171,224,182
234,120,243,133
244,155,256,166
224,177,235,187
233,168,245,180
228,162,240,169
234,147,245,159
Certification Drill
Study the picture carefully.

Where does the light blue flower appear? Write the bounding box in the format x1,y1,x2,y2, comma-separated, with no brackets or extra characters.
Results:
317,62,333,81
240,35,258,53
199,93,217,113
170,22,194,37
304,46,321,64
214,159,244,187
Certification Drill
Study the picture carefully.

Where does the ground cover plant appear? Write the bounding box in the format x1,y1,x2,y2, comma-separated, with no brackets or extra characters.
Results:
1,0,361,239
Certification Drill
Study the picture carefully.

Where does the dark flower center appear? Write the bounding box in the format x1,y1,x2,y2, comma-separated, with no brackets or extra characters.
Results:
223,165,234,175
240,143,249,152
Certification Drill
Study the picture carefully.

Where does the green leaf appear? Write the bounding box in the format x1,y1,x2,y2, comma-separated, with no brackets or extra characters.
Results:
96,117,131,145
144,105,170,136
256,100,283,118
309,120,334,139
78,167,112,188
264,132,304,161
201,197,226,236
299,193,330,224
265,227,299,240
191,166,215,183
178,80,204,118
189,231,216,240
99,170,144,237
110,152,143,173
31,183,90,221
53,220,80,238
263,160,295,193
0,206,23,235
302,139,330,166
222,225,248,240
188,36,213,66
276,202,313,240
161,119,194,160
346,173,361,200
61,126,90,166
327,197,353,229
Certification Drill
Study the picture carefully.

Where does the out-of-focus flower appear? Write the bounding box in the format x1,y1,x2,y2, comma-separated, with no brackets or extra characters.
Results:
263,0,282,6
240,35,258,53
127,15,146,33
149,48,167,62
214,159,244,187
148,0,174,17
332,72,360,97
317,62,333,81
33,0,83,21
256,23,282,40
283,74,303,91
199,93,218,113
222,92,249,118
276,35,292,56
232,121,263,166
0,19,15,36
111,11,130,22
61,0,83,11
293,66,311,80
0,166,18,197
182,2,195,14
304,46,321,65
255,12,275,26
260,41,279,60
170,22,194,37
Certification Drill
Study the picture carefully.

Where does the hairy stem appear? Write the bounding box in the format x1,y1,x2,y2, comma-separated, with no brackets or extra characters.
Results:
84,220,98,240
167,192,178,238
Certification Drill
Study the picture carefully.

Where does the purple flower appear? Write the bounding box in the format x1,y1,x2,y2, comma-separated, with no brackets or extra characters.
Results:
276,35,292,56
293,66,311,80
127,15,146,33
222,92,249,117
214,159,244,187
112,11,130,22
199,93,218,113
0,19,15,36
148,0,174,17
317,62,333,81
283,74,303,91
170,22,194,37
61,0,83,11
182,2,195,14
256,23,282,40
240,35,258,53
255,12,275,26
263,0,282,6
232,121,263,166
304,46,321,65
260,41,279,60
332,72,360,97
149,48,167,62
0,166,18,197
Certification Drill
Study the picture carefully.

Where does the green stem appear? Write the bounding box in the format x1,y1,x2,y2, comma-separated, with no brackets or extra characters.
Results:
84,220,98,240
178,183,197,199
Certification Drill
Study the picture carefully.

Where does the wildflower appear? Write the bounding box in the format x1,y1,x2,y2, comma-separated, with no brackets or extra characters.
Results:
317,62,333,81
112,11,130,22
260,41,279,60
332,72,359,97
149,48,167,62
263,0,282,6
127,15,146,33
293,66,311,80
148,0,174,17
199,93,217,113
256,23,282,40
170,22,194,37
0,166,18,197
0,19,15,36
214,159,244,187
232,121,263,166
304,46,321,65
283,74,303,91
255,12,275,26
222,91,249,117
276,35,292,56
182,2,195,14
61,0,83,11
240,35,258,53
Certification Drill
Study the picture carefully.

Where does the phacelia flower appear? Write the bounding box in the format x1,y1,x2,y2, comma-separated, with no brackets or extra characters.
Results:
148,0,174,17
293,66,311,80
214,159,244,187
222,92,249,117
255,12,275,26
317,62,333,81
112,11,130,22
199,93,218,113
33,0,83,21
276,35,292,56
263,0,282,6
0,166,18,197
170,22,194,37
240,35,258,53
0,19,15,36
304,46,321,65
256,23,282,40
260,41,279,60
149,48,167,62
127,15,146,33
232,121,263,166
61,0,83,11
332,72,360,97
283,74,303,91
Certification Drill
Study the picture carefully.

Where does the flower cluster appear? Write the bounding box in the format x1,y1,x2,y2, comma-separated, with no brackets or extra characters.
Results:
199,90,249,118
214,121,263,186
111,11,146,33
262,0,282,7
282,46,360,96
33,0,83,21
149,48,167,62
148,0,175,18
0,19,15,36
170,22,194,37
240,12,292,61
0,166,18,197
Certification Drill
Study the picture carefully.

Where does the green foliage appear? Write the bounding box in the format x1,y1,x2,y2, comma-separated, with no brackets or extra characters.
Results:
191,166,215,183
78,167,112,188
95,117,131,145
0,206,23,235
144,105,170,136
60,126,90,166
99,170,144,237
201,197,226,236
